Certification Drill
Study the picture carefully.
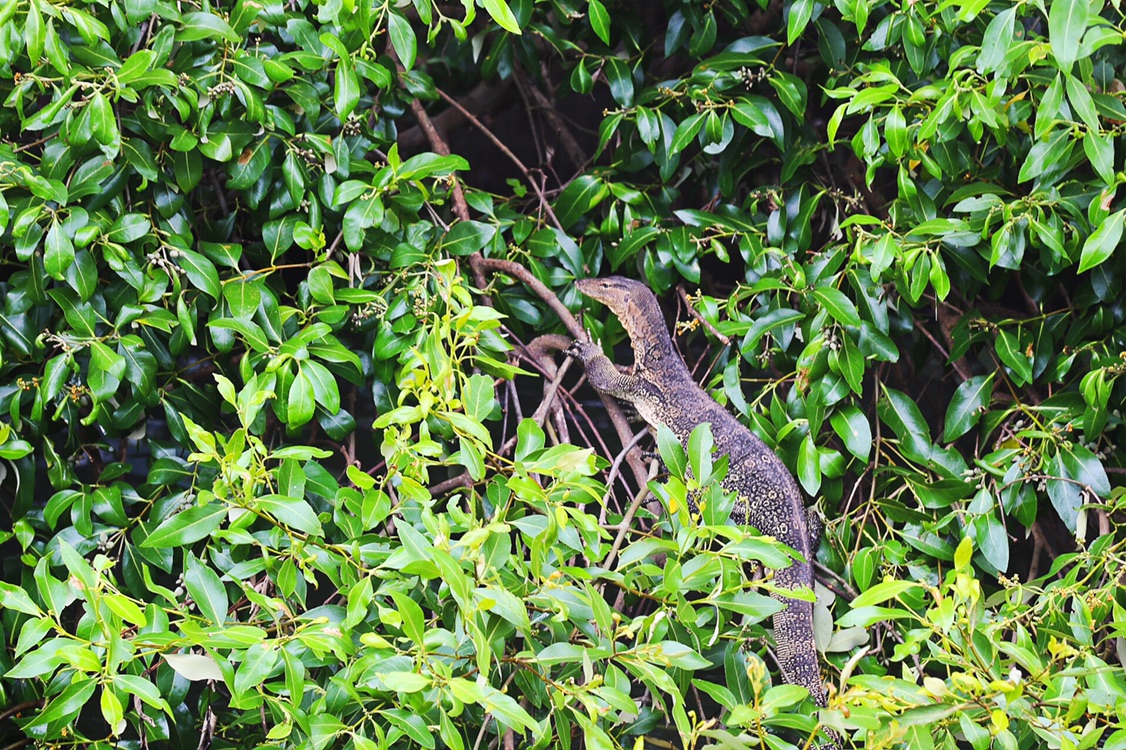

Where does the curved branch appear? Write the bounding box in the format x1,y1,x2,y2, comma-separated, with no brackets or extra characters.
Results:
468,255,651,493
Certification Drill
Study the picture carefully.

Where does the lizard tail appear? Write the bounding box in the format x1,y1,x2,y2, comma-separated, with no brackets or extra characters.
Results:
771,562,843,749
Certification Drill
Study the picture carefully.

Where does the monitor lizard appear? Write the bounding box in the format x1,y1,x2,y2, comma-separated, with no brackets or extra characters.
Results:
568,276,841,749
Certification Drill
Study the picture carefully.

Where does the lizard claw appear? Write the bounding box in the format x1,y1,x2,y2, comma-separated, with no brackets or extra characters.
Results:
566,338,601,363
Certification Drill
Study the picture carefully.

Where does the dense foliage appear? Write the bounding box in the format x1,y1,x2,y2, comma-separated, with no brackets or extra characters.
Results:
1,0,1126,747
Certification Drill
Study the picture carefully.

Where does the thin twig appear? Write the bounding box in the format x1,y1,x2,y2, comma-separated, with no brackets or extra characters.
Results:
600,460,659,579
407,98,471,223
429,472,472,496
469,255,650,492
514,68,588,171
599,428,650,524
499,356,573,455
677,284,730,345
470,256,584,338
436,87,564,231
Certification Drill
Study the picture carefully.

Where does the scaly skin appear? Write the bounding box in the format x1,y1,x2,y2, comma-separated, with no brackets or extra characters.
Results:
569,276,841,749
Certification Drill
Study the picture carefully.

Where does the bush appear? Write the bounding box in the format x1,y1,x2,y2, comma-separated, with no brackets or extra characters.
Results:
1,0,1125,748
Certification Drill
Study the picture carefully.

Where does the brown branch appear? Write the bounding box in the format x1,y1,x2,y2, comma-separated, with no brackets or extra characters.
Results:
499,354,573,456
600,461,658,578
469,255,650,492
471,256,584,338
398,79,511,153
514,68,588,172
814,561,858,602
526,333,573,444
677,283,730,345
387,33,471,224
436,86,565,231
429,472,473,496
912,317,972,382
0,701,43,723
407,98,471,223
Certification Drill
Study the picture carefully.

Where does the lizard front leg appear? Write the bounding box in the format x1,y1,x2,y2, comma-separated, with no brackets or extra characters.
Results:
567,339,645,401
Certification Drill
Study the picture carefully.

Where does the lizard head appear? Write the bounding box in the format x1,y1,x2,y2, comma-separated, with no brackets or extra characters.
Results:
575,276,678,369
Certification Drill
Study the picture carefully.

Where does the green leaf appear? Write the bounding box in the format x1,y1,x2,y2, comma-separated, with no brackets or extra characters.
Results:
288,367,316,426
745,308,804,351
837,604,915,627
1047,452,1082,533
1018,128,1072,183
88,92,117,148
885,105,907,158
1064,73,1100,130
811,286,861,327
1060,445,1111,497
1084,131,1115,184
687,422,714,484
458,436,485,480
787,0,815,44
343,196,385,251
943,374,993,442
397,152,469,180
184,556,228,625
481,0,522,34
178,11,240,43
25,678,97,733
114,674,171,715
829,405,871,461
302,360,340,413
879,387,932,460
730,100,773,139
464,373,497,421
554,175,607,228
88,341,126,403
380,671,431,692
1079,208,1124,273
978,7,1016,74
106,213,151,243
233,642,280,699
389,590,425,644
44,220,75,280
224,279,261,319
177,249,222,299
588,0,609,44
334,60,360,120
1049,0,1088,69
0,581,43,616
199,133,234,162
850,578,921,608
604,57,634,106
209,317,270,352
652,425,684,480
440,221,497,256
669,113,706,157
768,72,806,117
228,139,271,190
656,641,711,670
797,433,821,495
48,288,96,337
142,503,226,547
256,495,323,535
24,0,44,63
995,330,1033,386
387,11,417,69
973,512,1009,573
834,335,864,395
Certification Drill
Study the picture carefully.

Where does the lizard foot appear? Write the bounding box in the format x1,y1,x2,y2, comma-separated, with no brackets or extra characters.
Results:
566,338,603,364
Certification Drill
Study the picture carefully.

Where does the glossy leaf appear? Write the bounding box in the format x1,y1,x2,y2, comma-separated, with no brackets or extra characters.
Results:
943,374,993,442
